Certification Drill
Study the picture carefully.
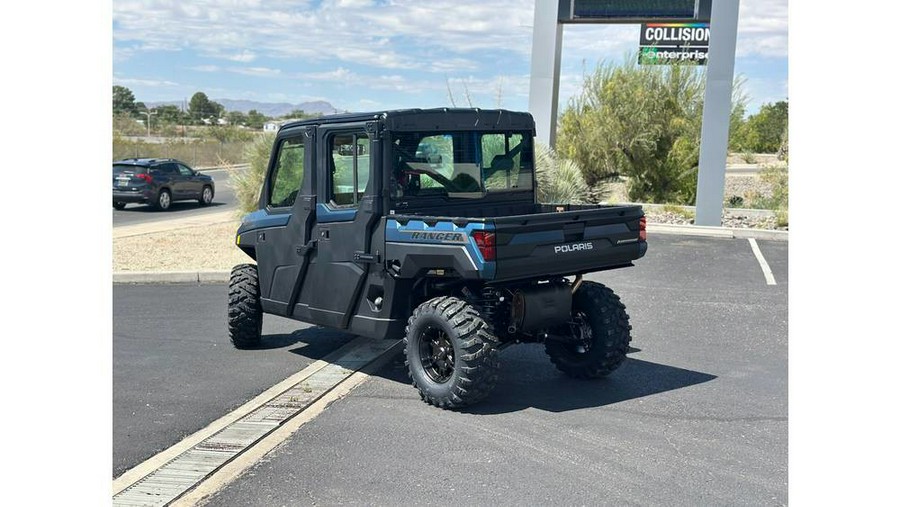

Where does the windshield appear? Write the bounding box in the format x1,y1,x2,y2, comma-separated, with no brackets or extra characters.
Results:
391,131,533,200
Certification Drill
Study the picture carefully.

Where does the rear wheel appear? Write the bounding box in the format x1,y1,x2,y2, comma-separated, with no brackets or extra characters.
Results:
545,281,631,379
113,201,126,210
198,185,213,206
153,189,171,211
405,296,499,409
228,264,263,349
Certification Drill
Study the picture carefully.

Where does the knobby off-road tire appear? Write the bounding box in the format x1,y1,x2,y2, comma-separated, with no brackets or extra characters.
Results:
228,263,263,349
405,296,500,409
545,281,632,379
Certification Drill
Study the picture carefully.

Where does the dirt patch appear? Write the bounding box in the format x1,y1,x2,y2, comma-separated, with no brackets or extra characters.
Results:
114,221,250,272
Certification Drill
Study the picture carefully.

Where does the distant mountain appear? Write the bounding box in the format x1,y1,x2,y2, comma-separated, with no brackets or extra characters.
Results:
144,99,342,117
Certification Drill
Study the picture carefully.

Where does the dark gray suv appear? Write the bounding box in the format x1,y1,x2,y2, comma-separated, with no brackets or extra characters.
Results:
113,158,215,210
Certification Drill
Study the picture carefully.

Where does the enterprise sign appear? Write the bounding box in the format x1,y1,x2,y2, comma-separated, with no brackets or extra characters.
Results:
639,22,710,65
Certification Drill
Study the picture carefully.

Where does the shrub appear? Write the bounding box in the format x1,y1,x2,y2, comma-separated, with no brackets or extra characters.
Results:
231,133,276,213
558,54,747,205
534,143,596,204
557,57,704,204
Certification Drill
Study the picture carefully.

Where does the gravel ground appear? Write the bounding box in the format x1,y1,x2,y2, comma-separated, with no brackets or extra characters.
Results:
113,221,249,272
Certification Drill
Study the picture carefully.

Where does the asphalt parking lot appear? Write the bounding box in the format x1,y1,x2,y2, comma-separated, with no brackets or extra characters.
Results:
113,233,788,505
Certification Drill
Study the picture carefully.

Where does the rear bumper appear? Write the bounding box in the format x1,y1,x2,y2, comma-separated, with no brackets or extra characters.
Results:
112,189,152,203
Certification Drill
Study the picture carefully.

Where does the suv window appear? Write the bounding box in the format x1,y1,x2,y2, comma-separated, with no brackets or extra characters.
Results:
269,136,305,208
156,163,178,175
329,132,370,207
176,164,193,176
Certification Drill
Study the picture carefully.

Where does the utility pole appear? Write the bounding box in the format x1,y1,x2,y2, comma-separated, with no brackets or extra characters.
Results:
143,110,157,138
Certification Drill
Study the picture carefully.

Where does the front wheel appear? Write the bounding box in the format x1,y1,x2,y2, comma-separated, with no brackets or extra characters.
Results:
545,281,632,379
228,263,263,349
198,185,214,206
405,296,499,409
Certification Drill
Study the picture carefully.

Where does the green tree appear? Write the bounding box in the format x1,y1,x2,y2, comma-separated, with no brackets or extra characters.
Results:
733,100,788,153
154,104,184,124
246,109,269,129
189,92,212,121
113,85,137,116
557,55,746,205
227,110,248,126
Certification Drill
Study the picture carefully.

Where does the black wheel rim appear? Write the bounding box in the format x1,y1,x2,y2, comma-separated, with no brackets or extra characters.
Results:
568,311,593,354
418,325,455,384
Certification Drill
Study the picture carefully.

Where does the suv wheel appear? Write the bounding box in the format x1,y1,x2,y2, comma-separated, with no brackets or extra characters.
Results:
153,189,172,211
113,201,126,210
405,296,499,409
545,281,631,379
199,186,214,206
228,264,263,349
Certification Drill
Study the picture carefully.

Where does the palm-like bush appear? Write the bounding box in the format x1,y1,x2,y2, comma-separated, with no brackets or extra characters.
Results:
534,143,596,204
231,133,275,213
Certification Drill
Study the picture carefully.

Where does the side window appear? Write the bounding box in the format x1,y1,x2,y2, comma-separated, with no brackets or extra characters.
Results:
268,136,305,208
157,163,178,176
329,132,370,207
177,164,193,176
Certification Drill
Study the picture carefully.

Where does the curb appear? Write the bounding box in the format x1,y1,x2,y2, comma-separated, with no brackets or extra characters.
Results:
114,270,230,284
648,223,788,241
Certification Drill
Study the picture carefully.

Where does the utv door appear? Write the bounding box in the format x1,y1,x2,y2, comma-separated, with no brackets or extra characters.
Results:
254,126,318,316
298,124,379,329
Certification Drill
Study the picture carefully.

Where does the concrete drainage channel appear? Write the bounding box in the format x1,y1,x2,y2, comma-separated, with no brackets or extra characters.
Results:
112,336,402,507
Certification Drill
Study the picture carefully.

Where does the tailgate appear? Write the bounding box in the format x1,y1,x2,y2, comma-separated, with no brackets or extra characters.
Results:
492,204,645,281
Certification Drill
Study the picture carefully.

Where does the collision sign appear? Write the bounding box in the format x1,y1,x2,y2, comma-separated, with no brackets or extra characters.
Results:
639,22,710,65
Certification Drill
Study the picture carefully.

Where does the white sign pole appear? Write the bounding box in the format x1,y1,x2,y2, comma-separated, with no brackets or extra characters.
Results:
528,0,563,148
695,0,741,226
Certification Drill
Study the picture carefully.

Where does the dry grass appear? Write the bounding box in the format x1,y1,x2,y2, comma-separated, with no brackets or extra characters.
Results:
113,221,251,271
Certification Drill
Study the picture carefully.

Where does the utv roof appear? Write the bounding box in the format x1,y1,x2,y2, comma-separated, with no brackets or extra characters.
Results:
280,108,536,133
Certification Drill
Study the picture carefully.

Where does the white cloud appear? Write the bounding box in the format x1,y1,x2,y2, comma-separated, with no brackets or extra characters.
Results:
228,66,282,77
114,0,787,107
113,76,179,87
737,0,789,58
191,65,220,73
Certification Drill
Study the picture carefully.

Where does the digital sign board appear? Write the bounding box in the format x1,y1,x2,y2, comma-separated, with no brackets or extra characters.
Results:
559,0,712,23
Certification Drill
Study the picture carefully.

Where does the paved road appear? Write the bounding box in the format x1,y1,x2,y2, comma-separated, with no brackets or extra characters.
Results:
113,234,788,504
112,283,355,477
112,170,238,228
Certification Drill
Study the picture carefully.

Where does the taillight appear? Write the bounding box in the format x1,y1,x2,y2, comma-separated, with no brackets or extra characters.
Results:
639,216,647,241
137,173,153,184
472,231,496,261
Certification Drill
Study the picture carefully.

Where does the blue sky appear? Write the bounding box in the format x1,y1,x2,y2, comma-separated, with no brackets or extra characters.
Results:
113,0,787,115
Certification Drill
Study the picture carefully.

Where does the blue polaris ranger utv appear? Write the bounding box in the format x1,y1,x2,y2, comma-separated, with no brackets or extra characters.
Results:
228,108,647,409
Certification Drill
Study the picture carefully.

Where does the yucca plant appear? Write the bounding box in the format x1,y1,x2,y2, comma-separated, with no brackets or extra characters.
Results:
231,132,275,213
534,143,598,204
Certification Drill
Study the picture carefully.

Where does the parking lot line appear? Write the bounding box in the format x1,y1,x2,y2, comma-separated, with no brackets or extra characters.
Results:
748,238,777,285
112,336,401,504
